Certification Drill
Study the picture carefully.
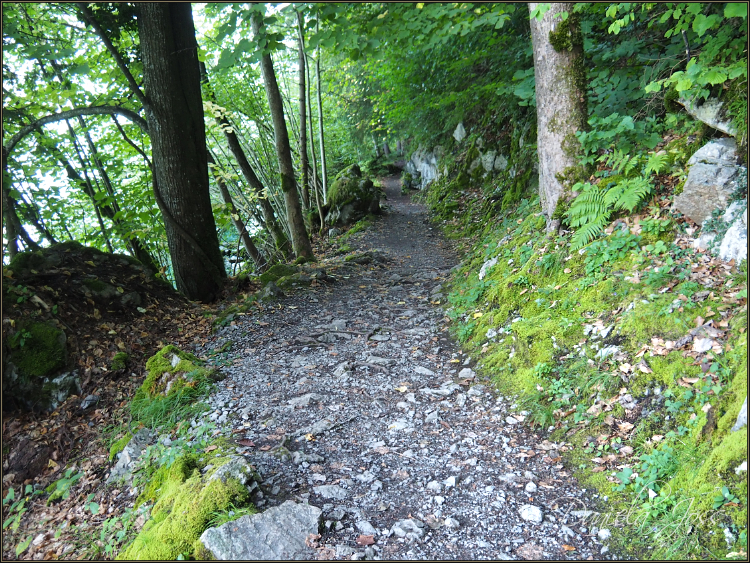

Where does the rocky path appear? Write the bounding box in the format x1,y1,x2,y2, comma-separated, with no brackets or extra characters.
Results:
195,176,613,560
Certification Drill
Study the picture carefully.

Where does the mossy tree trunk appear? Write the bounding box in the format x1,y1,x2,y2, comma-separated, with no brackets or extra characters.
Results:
139,3,226,302
529,3,587,233
252,11,314,261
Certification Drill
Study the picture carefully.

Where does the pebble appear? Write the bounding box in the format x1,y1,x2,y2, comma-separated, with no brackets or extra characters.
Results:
519,505,543,524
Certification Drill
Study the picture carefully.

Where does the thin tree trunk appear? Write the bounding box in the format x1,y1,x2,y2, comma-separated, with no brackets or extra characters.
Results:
199,61,291,257
372,133,380,157
315,18,328,205
252,11,314,260
383,141,391,156
206,151,267,271
529,2,587,233
139,3,226,302
296,12,310,212
303,40,326,233
64,120,114,253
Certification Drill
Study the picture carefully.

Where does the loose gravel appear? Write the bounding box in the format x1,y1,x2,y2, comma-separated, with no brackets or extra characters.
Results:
193,177,616,560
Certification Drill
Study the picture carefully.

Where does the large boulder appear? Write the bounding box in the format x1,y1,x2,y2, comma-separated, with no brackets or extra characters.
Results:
673,138,741,226
405,146,442,189
200,500,322,560
2,320,79,412
325,164,381,227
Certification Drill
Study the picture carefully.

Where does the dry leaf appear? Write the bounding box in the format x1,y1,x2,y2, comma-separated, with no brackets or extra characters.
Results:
205,445,218,452
237,439,255,447
519,288,528,295
356,535,375,546
617,422,634,433
259,445,272,451
619,446,634,455
564,268,572,274
394,385,409,393
562,545,576,551
592,466,606,473
591,457,605,464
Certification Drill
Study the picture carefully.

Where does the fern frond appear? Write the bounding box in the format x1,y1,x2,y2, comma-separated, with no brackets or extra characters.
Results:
570,216,608,250
565,184,606,228
644,152,668,176
614,177,653,212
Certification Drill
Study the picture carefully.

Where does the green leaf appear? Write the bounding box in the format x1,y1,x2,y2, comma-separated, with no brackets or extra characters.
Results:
15,536,32,556
702,69,727,85
725,3,747,18
692,14,720,37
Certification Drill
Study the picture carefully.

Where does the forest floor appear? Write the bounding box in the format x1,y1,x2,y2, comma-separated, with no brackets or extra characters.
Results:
3,175,616,560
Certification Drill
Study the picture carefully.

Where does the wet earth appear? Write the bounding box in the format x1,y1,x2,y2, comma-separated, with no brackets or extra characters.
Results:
194,176,616,560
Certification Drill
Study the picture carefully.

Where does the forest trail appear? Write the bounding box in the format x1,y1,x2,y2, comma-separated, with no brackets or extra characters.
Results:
195,175,610,560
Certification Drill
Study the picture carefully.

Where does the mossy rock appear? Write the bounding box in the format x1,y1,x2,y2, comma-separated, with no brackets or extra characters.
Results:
325,164,381,226
119,453,253,560
137,345,218,401
258,263,298,285
3,321,79,411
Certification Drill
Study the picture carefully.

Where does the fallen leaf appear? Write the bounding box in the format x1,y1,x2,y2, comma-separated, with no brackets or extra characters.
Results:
259,445,272,451
695,316,704,327
651,434,664,442
473,312,483,318
564,268,572,274
205,445,218,452
519,289,528,295
591,457,605,464
592,466,606,473
237,439,255,447
617,422,634,433
394,385,409,393
619,446,634,455
701,403,712,413
356,535,375,546
562,545,576,551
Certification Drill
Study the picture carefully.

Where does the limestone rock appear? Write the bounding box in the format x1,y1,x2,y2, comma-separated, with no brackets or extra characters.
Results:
390,518,426,541
207,456,256,488
200,500,322,560
519,504,543,524
494,154,509,171
405,146,441,189
677,97,737,137
107,428,155,484
719,207,748,264
481,150,497,172
732,396,747,432
453,122,466,143
260,281,285,301
673,138,740,225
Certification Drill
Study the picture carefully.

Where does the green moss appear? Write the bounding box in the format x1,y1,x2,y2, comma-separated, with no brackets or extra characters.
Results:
10,321,67,378
138,345,212,400
258,263,298,285
120,454,251,560
111,352,129,371
8,250,47,274
109,432,133,461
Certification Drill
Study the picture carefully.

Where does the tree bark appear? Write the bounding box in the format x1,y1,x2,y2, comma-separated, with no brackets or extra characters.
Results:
139,3,226,302
383,141,391,156
206,151,267,271
529,3,587,232
296,12,310,212
315,19,329,205
301,28,325,232
252,11,314,260
198,61,291,257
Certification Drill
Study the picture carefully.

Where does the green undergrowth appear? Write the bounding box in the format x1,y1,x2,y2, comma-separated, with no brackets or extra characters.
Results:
424,160,748,560
104,345,257,559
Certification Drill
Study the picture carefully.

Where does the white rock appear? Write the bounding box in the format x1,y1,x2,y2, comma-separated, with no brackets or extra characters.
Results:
598,528,611,541
415,366,436,376
719,216,748,264
519,505,543,524
458,367,476,379
505,416,519,425
525,482,537,494
453,122,466,143
426,480,442,492
444,517,460,528
735,460,747,475
479,256,498,280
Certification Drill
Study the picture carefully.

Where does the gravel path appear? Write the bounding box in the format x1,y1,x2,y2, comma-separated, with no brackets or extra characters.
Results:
195,176,614,560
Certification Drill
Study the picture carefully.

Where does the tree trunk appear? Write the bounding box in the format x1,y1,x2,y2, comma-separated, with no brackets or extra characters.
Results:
2,149,40,258
252,11,314,261
206,151,267,271
372,134,380,157
199,61,291,257
303,39,325,231
383,141,391,156
296,12,310,212
315,19,328,204
529,3,587,232
139,3,226,302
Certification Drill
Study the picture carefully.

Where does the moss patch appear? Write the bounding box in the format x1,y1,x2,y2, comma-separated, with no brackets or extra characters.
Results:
258,264,298,285
9,321,67,378
111,352,129,371
119,454,252,560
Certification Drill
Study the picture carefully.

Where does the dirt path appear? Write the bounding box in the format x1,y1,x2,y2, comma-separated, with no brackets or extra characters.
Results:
197,175,611,560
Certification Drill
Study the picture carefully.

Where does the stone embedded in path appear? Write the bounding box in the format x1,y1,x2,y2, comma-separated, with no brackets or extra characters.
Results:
313,484,350,500
200,500,321,560
390,518,426,542
519,504,543,524
415,366,436,376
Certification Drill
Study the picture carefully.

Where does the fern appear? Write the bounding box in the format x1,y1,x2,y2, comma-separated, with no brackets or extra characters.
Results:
565,183,607,228
614,177,652,212
602,150,640,176
644,151,668,175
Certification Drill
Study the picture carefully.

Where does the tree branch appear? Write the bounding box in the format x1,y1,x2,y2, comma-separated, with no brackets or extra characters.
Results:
4,106,148,157
75,2,151,112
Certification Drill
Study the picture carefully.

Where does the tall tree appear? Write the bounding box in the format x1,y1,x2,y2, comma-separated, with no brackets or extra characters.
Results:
252,10,314,261
529,3,587,233
296,11,310,212
137,3,226,301
314,18,329,204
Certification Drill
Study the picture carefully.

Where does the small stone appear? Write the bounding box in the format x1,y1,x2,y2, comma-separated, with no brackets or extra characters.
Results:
313,485,349,500
434,496,445,505
357,521,378,536
519,505,543,524
525,482,537,494
443,476,456,489
505,416,519,425
426,480,441,492
458,367,475,379
735,461,747,475
390,518,426,542
598,528,611,542
415,366,436,376
444,517,460,529
80,394,100,410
